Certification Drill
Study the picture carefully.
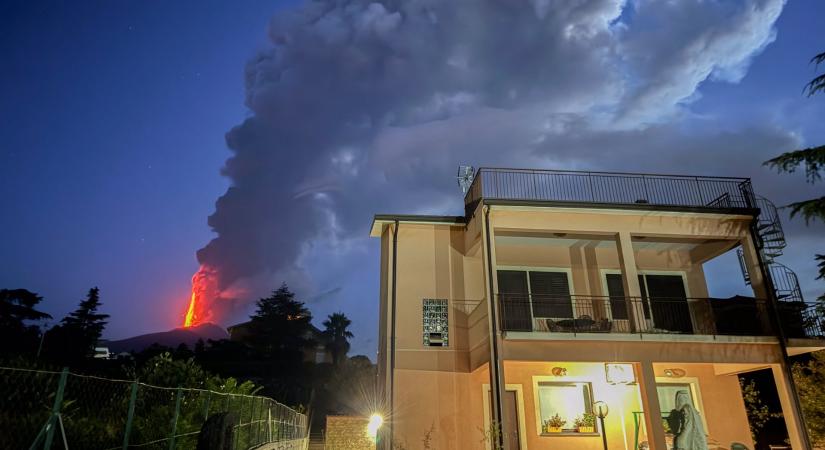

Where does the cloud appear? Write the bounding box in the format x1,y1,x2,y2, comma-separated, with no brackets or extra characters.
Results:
196,0,805,322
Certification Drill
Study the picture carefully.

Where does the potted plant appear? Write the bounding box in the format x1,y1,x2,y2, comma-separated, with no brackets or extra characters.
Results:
543,414,566,433
574,413,596,433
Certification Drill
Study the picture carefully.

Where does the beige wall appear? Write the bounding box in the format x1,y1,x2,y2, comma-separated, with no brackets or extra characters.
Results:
391,369,476,450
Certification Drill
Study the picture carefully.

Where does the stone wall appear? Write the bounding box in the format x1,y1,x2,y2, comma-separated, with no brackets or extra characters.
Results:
325,416,375,450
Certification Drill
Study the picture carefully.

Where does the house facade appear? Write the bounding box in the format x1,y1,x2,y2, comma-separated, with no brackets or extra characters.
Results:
370,167,824,450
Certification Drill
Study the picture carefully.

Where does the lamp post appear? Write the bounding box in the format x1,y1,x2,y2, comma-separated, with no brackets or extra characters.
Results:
594,401,609,450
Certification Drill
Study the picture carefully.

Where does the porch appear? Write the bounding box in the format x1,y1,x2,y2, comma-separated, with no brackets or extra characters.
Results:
481,360,807,450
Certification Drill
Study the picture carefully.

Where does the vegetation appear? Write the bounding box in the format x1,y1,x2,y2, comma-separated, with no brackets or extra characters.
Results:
0,288,51,355
573,413,596,428
323,312,354,366
0,280,369,448
740,378,782,442
792,352,825,447
763,49,825,304
45,287,110,363
248,283,313,361
766,49,825,449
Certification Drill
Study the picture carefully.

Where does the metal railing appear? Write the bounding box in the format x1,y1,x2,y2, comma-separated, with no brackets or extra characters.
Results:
779,302,825,339
464,168,756,213
0,367,308,450
496,294,775,337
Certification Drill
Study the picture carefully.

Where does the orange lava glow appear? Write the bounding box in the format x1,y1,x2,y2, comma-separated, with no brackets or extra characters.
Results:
181,265,219,328
183,290,198,328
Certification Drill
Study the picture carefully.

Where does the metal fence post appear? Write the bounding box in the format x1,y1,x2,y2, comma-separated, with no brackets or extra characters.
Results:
43,367,69,450
203,391,211,422
168,388,183,450
122,381,139,450
267,406,272,443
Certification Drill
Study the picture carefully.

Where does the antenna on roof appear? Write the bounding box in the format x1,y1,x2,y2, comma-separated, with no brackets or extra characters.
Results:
457,165,475,193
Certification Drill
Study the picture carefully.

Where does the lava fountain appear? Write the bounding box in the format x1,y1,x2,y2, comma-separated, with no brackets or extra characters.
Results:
182,265,220,328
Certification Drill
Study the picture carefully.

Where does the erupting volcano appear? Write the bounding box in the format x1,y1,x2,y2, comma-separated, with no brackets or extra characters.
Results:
181,266,221,328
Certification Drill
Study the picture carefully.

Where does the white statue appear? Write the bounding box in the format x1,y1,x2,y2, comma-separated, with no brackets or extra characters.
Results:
668,390,708,450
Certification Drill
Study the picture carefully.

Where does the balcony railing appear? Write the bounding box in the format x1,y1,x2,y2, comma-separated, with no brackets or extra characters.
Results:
496,294,778,337
779,301,825,339
464,168,756,214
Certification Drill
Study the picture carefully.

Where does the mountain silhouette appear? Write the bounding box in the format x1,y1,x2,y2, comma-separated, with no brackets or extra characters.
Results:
106,322,228,353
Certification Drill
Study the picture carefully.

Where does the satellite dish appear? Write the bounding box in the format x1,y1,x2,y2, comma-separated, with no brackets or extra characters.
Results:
457,165,475,193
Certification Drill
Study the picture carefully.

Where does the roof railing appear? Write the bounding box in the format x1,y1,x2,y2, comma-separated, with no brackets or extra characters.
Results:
464,167,756,214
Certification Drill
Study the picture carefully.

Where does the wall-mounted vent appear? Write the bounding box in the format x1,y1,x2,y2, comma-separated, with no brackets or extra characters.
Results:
423,298,448,347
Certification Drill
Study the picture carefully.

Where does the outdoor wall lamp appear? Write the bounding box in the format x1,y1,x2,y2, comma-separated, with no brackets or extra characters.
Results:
604,363,636,384
551,366,567,376
663,368,686,378
593,401,609,450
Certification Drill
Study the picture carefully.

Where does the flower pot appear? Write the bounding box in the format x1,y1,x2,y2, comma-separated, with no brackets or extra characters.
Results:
578,426,595,433
547,426,563,433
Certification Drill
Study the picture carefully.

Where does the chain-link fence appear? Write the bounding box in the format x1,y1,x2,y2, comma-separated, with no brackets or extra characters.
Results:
0,366,308,450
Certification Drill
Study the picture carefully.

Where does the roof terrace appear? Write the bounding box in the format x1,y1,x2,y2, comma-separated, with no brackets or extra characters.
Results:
463,167,757,215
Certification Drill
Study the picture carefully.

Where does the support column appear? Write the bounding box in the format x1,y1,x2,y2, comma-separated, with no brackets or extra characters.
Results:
740,234,770,299
616,232,646,332
637,362,667,450
772,365,809,450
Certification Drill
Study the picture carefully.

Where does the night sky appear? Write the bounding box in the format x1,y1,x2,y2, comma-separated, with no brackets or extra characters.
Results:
2,0,824,358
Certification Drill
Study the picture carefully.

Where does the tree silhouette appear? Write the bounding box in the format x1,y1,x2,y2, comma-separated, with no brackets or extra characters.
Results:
0,289,51,355
764,50,825,303
248,283,313,360
46,287,109,363
322,312,353,366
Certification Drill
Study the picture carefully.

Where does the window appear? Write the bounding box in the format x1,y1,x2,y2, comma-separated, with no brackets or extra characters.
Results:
604,273,650,320
423,299,448,346
536,382,594,433
497,269,573,320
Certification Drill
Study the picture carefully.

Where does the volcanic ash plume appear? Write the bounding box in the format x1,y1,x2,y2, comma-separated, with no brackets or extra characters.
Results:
180,0,789,328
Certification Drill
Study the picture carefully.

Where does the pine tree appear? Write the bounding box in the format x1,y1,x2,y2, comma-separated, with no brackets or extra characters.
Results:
248,283,313,360
0,289,51,355
322,312,353,366
49,287,110,361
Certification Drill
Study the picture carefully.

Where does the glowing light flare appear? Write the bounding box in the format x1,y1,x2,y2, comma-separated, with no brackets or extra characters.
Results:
366,413,383,441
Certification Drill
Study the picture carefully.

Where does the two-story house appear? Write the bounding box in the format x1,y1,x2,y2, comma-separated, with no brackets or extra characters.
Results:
370,167,823,450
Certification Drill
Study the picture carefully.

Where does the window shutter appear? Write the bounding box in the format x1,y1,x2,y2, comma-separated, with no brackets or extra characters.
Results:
529,272,573,318
605,274,628,320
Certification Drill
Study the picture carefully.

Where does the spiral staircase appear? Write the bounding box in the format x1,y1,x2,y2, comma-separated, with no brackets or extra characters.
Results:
737,196,805,303
735,196,819,338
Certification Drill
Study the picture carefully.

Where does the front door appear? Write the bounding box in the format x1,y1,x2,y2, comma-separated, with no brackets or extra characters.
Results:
504,390,520,450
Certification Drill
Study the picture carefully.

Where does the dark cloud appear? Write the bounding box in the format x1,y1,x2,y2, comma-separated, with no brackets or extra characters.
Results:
195,0,820,321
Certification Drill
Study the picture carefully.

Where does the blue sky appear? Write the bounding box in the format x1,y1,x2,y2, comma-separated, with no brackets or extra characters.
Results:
1,0,823,357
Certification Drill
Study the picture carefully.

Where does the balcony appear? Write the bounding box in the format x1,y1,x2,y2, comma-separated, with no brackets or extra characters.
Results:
464,167,756,215
496,294,825,340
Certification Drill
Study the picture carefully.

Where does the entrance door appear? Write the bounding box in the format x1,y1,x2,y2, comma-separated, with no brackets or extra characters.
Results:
503,391,520,450
645,274,691,332
487,389,522,450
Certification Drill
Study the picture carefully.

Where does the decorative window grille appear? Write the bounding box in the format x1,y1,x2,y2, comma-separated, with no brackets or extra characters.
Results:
423,299,448,347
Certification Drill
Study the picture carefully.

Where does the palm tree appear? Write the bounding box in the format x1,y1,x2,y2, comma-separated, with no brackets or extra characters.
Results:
322,312,353,366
